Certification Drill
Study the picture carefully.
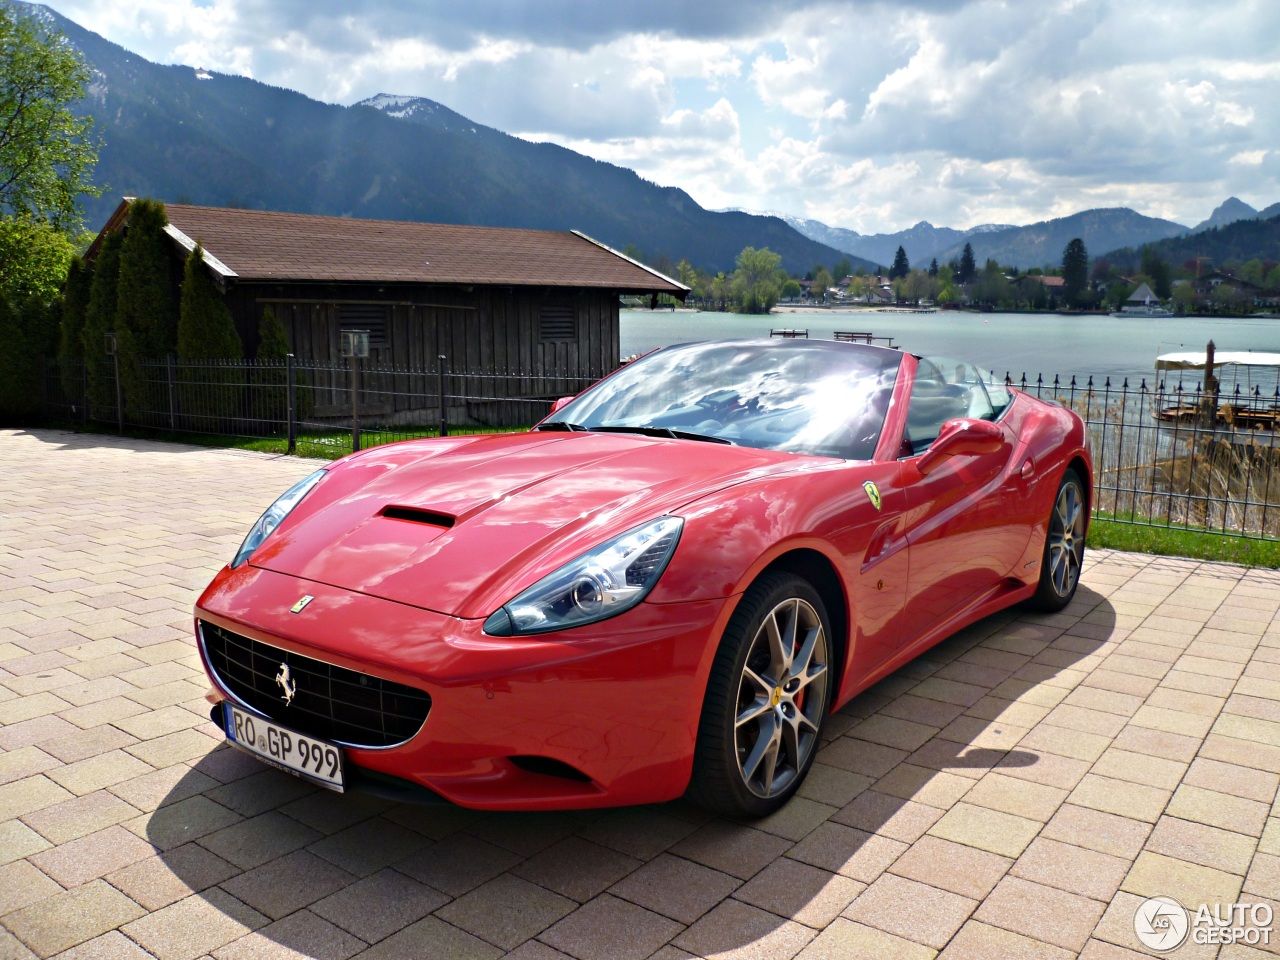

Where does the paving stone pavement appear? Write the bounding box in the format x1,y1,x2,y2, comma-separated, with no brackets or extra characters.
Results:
2,426,1279,960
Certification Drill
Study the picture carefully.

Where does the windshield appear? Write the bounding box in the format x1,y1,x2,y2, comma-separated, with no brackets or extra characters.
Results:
547,340,902,459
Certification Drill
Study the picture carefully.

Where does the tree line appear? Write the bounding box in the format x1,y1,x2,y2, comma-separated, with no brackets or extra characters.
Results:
632,231,1279,317
627,238,1096,314
10,196,297,425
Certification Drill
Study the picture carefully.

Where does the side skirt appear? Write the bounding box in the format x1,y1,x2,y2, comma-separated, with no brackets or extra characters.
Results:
831,578,1037,710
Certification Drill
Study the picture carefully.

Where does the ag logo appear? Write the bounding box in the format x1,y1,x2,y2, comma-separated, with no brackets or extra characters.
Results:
1134,896,1190,952
862,480,882,511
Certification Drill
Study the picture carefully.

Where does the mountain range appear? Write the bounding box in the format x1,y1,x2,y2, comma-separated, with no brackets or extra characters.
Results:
783,198,1279,271
1100,210,1280,274
14,2,1280,278
1189,197,1280,234
18,2,872,276
775,216,1014,271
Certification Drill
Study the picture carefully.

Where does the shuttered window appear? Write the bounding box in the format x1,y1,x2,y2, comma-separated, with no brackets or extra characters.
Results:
338,303,389,347
539,303,576,341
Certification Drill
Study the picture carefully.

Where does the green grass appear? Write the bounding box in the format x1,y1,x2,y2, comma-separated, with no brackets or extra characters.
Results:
1088,513,1280,568
241,426,527,459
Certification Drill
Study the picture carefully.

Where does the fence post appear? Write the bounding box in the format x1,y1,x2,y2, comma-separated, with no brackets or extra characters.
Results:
166,353,178,431
437,354,448,438
351,356,361,453
286,354,297,455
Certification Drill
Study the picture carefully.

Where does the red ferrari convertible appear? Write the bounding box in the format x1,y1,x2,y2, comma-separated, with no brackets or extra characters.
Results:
195,339,1091,815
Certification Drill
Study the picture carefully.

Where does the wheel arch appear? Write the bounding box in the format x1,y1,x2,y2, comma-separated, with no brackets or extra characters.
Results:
1067,454,1092,525
754,548,849,702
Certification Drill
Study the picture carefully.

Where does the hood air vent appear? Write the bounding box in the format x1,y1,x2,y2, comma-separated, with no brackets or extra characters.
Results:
381,506,455,528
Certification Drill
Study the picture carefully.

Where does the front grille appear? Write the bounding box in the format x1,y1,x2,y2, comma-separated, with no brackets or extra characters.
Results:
200,621,431,748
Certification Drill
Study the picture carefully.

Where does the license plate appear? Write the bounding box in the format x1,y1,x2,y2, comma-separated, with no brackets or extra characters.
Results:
223,703,345,791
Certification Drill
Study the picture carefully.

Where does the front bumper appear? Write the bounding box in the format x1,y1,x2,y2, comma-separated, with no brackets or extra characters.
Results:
194,563,729,809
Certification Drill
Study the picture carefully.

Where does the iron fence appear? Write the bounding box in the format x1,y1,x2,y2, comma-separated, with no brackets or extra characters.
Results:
44,355,607,458
1009,371,1280,541
41,356,1280,540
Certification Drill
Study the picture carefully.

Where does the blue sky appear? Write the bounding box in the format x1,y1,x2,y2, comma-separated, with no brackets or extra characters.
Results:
40,0,1280,233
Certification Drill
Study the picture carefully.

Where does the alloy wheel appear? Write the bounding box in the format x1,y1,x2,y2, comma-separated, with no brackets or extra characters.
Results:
1047,478,1085,598
733,597,829,799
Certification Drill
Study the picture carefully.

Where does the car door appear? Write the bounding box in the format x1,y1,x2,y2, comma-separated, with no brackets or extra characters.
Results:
897,360,1027,641
833,460,911,689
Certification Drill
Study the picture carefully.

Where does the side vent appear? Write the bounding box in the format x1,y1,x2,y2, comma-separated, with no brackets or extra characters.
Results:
382,506,456,528
509,755,593,782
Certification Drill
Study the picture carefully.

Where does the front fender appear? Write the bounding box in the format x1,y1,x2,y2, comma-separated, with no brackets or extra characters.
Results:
648,464,879,606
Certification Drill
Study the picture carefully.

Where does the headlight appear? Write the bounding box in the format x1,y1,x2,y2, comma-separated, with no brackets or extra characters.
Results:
231,469,327,568
483,516,683,636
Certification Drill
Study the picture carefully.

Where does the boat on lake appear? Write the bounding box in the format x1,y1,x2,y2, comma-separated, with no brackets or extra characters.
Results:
1153,347,1280,431
1112,283,1173,318
1114,304,1174,318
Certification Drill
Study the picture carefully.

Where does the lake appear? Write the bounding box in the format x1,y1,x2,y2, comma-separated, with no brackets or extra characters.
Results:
621,310,1280,388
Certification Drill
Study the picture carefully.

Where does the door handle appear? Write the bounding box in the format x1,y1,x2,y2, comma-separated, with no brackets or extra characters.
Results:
862,519,898,568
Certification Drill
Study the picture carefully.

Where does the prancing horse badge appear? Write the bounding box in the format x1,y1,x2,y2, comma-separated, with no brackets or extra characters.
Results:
275,663,297,705
862,481,882,511
290,595,314,614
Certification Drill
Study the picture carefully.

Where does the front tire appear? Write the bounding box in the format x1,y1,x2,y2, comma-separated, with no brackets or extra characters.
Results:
688,572,832,817
1030,468,1086,611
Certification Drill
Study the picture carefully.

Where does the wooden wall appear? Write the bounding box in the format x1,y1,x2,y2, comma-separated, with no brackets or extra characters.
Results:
220,282,620,421
224,283,617,373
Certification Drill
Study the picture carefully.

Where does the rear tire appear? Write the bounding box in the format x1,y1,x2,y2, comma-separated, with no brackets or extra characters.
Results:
1030,468,1086,612
687,572,832,817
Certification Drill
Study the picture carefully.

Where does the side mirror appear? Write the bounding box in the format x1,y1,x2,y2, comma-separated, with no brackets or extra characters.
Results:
917,418,1005,476
550,396,575,415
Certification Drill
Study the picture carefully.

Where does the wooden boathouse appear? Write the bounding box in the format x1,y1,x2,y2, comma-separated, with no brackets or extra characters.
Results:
87,200,688,375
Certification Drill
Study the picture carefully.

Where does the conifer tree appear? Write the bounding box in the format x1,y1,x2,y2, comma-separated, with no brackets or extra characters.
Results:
0,292,58,422
254,305,288,423
177,243,241,361
890,246,910,280
58,256,93,403
23,290,59,362
0,294,24,422
1062,238,1090,308
117,199,174,355
115,198,174,421
177,242,243,424
81,230,122,419
255,305,289,359
958,243,977,284
254,306,314,424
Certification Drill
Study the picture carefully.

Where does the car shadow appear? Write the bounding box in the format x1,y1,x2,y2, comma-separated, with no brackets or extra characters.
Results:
144,585,1117,957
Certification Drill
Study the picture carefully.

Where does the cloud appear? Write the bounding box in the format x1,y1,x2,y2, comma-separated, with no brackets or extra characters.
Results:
661,99,741,140
38,0,1280,232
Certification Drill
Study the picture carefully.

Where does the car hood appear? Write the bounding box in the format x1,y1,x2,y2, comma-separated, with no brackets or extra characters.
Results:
250,431,817,618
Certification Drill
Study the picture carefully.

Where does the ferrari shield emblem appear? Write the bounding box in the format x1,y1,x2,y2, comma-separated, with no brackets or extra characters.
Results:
290,595,314,614
863,481,882,511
